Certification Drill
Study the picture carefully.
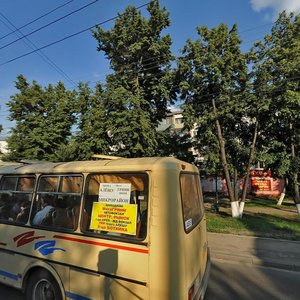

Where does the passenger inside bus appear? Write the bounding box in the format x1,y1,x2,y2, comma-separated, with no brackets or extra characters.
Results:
32,195,55,225
16,200,31,223
52,196,75,230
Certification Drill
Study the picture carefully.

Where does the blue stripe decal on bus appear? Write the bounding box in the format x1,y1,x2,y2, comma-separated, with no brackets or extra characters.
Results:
65,291,92,300
0,269,18,281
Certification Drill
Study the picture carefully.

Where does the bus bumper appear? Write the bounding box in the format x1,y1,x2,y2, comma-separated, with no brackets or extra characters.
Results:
199,248,211,300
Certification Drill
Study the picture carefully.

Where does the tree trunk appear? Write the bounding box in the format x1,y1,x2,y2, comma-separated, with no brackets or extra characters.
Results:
234,167,239,202
277,177,288,205
290,123,300,221
240,121,259,217
211,99,237,216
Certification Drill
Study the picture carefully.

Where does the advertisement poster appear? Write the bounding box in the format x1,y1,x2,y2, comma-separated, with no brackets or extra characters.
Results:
89,182,137,235
90,202,138,235
251,178,271,191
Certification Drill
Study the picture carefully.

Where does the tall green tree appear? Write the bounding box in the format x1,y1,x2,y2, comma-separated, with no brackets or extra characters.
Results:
156,126,195,163
176,23,249,217
251,12,300,219
72,82,110,160
92,0,174,157
5,75,76,161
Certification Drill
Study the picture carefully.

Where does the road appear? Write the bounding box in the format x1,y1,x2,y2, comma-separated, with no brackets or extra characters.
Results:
206,260,300,300
1,260,300,299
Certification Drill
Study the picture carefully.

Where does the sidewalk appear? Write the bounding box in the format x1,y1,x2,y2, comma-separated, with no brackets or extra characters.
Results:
208,232,300,272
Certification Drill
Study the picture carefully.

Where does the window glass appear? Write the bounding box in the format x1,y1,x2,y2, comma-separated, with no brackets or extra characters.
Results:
17,177,35,192
83,173,148,240
175,117,183,124
38,176,59,192
59,176,82,193
180,173,204,232
0,176,35,224
32,175,82,231
1,176,17,191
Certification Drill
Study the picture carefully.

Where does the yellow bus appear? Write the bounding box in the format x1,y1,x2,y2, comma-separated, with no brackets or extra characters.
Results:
0,157,210,300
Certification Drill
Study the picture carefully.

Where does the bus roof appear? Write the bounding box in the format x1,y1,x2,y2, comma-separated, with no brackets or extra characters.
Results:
0,157,198,175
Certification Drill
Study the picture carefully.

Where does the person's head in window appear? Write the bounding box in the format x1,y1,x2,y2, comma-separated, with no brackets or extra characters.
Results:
16,200,31,223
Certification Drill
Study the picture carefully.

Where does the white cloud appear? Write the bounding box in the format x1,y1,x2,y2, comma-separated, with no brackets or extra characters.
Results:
250,0,300,14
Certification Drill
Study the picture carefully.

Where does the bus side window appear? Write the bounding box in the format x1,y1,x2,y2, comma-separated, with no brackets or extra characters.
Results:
0,176,35,224
32,175,82,231
0,194,11,220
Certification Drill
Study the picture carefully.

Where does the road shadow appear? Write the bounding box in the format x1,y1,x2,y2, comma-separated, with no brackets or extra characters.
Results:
205,261,300,300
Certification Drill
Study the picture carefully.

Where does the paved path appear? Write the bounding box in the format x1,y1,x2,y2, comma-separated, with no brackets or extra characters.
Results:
208,232,300,271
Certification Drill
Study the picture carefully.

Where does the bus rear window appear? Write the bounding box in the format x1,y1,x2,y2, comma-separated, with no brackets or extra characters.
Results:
180,173,204,233
83,173,148,240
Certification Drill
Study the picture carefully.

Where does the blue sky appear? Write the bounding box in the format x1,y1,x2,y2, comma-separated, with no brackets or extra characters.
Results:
0,0,299,137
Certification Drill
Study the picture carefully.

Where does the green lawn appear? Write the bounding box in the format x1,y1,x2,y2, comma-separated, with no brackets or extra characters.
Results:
205,197,300,240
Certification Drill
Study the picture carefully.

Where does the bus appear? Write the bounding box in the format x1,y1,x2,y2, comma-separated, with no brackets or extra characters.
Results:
0,157,210,300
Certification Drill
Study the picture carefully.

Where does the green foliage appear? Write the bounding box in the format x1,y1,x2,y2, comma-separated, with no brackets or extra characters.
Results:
92,0,175,157
5,75,76,162
156,127,195,163
72,82,110,160
250,12,300,184
176,23,249,181
4,4,299,178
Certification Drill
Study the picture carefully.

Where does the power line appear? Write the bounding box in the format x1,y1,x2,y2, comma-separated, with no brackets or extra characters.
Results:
238,22,273,34
0,0,100,51
0,0,76,41
0,2,150,67
0,12,76,87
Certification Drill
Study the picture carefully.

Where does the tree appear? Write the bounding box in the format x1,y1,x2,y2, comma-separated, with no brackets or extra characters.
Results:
251,12,300,219
156,126,195,163
72,82,110,160
176,23,249,217
5,75,76,162
92,0,174,157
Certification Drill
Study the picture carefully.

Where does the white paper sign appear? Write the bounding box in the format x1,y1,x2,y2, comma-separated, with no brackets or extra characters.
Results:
99,183,131,204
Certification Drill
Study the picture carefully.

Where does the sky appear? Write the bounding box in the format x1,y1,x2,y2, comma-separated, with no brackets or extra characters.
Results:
0,0,299,138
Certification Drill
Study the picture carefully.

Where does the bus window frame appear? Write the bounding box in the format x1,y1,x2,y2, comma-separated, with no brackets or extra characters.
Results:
31,173,84,231
0,174,36,224
82,171,149,243
180,172,205,234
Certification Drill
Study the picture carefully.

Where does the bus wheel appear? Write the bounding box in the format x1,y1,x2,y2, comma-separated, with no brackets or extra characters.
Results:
26,269,63,300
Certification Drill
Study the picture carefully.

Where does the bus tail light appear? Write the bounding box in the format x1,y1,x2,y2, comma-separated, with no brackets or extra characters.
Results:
188,272,202,300
188,284,194,300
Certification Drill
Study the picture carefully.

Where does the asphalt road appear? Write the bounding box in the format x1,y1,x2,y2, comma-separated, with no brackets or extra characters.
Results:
1,260,300,299
206,260,300,300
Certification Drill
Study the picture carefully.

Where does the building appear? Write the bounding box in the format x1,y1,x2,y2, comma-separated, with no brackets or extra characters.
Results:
0,139,8,160
157,110,184,131
157,110,201,162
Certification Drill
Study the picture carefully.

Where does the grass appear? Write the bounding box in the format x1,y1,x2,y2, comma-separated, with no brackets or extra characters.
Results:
205,196,300,240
